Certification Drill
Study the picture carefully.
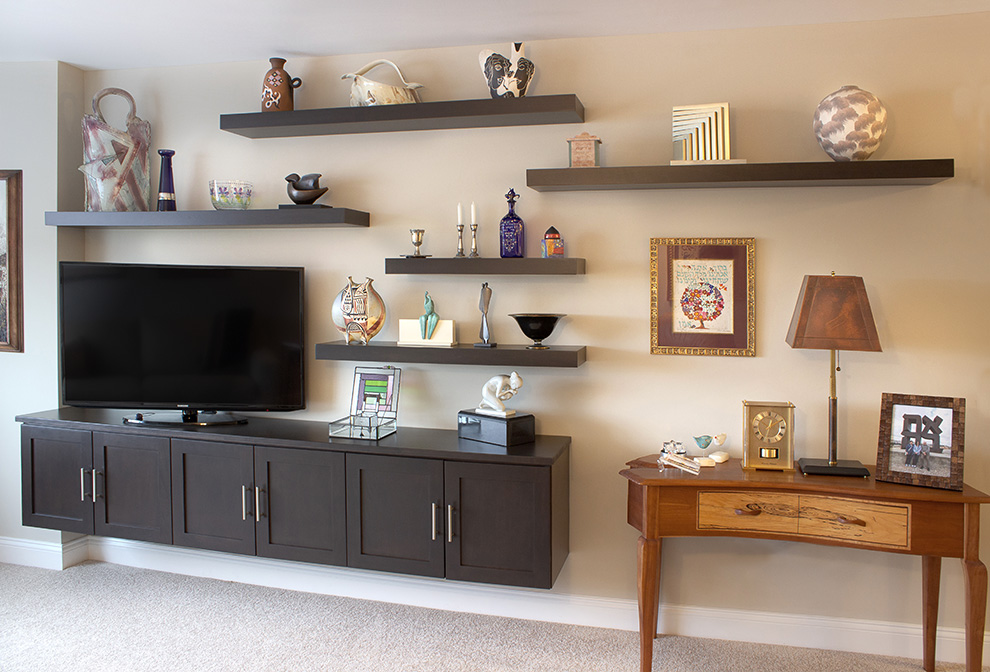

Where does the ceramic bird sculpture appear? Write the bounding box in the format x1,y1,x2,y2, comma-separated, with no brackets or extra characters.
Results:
479,42,535,98
285,173,328,205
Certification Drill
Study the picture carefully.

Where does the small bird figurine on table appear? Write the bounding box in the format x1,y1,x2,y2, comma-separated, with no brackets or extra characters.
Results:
285,173,328,205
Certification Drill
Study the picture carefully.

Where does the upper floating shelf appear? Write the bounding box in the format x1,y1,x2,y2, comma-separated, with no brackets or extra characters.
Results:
220,95,585,138
384,257,586,275
526,159,954,191
45,207,370,229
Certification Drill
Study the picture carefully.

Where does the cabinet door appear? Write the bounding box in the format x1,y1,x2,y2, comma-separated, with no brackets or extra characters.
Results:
171,438,255,555
93,432,172,544
346,454,444,577
21,426,93,534
444,461,552,588
255,446,346,566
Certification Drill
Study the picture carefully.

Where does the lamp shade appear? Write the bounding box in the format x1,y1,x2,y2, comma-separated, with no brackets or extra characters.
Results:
786,275,881,352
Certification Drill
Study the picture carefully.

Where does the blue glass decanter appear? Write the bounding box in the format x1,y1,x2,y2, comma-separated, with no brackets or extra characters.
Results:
499,188,524,258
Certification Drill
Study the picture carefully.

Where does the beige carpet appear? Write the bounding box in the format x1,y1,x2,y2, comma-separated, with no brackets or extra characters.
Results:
0,561,981,671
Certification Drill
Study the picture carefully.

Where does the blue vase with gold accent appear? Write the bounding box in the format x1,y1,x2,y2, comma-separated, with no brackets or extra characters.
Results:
499,188,524,258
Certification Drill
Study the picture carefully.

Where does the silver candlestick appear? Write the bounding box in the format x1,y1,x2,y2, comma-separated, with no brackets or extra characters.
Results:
455,224,465,257
469,223,479,258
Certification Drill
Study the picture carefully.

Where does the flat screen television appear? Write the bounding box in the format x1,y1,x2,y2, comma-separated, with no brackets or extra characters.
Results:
59,261,305,425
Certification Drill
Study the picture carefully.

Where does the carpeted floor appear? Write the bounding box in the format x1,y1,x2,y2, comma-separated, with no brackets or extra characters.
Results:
0,561,981,671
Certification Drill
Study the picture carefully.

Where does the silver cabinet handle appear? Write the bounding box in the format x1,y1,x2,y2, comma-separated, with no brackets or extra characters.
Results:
80,468,87,502
92,470,100,500
447,504,454,543
431,503,438,541
255,486,261,522
241,485,247,521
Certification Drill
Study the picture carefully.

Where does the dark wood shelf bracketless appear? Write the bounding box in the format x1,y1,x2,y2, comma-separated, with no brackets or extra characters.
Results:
315,341,586,368
45,208,370,229
384,257,586,275
220,95,585,138
527,158,954,191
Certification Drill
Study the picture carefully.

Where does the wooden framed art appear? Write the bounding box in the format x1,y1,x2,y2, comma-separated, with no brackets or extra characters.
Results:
650,237,755,356
875,392,965,491
0,169,23,353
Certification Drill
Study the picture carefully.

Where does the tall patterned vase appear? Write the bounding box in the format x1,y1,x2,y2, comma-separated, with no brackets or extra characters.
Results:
156,149,175,211
499,189,525,258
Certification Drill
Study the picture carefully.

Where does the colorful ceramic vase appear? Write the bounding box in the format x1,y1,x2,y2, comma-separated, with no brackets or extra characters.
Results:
499,189,524,258
331,277,386,345
541,226,564,257
80,87,151,212
262,57,302,112
156,149,175,211
813,85,887,161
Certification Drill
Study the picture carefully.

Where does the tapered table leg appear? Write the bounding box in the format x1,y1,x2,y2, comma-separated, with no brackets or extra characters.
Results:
638,536,661,672
922,555,941,672
962,503,987,672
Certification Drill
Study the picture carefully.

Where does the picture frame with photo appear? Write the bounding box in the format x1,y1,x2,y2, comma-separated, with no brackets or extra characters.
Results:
650,237,755,356
875,392,965,490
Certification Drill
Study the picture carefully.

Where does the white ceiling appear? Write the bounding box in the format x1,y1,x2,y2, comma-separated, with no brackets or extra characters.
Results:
3,0,990,71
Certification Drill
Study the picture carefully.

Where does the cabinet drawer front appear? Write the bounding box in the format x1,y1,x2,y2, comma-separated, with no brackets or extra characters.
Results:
698,491,799,534
798,495,910,548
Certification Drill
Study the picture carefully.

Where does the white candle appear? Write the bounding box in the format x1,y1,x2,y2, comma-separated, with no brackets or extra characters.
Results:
457,202,463,225
471,201,476,225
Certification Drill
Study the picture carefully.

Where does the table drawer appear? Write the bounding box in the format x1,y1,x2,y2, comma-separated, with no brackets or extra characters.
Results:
698,492,799,534
798,495,910,548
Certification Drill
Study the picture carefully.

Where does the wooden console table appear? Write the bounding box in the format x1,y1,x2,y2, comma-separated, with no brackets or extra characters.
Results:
620,456,990,672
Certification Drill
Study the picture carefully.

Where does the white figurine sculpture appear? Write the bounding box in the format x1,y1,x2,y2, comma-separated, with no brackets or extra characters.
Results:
477,371,523,417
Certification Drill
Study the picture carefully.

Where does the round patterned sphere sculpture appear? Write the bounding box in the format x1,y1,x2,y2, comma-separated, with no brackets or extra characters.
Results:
813,85,887,161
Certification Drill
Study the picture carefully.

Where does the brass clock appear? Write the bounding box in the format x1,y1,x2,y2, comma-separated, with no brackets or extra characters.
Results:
742,401,795,471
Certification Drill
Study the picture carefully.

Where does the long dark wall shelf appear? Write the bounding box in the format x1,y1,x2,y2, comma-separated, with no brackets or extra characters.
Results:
526,158,954,191
45,208,370,228
385,257,586,275
315,341,586,368
220,95,585,138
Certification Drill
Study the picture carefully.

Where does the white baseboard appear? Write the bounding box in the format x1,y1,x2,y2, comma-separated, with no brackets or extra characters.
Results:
1,534,985,664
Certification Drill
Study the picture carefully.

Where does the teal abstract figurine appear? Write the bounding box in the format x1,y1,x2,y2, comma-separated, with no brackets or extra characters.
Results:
420,291,439,339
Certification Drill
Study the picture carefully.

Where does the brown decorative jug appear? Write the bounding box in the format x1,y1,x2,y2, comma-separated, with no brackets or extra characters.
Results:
262,57,302,112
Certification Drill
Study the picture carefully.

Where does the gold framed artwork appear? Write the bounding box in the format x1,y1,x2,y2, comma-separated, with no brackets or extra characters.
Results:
650,237,755,356
1,170,23,353
875,393,965,491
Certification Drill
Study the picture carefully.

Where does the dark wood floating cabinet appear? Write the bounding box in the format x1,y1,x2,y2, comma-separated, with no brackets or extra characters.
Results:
385,257,586,275
315,341,587,368
19,408,570,589
526,158,955,191
44,207,370,229
220,95,585,138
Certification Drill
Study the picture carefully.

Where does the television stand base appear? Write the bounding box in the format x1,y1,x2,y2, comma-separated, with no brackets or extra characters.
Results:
123,410,248,427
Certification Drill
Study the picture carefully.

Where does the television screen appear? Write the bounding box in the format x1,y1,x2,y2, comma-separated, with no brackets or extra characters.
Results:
60,262,305,422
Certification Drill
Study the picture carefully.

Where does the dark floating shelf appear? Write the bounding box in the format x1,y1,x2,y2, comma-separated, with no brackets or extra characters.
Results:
315,341,587,368
384,257,586,275
526,159,955,191
220,95,585,138
45,207,370,229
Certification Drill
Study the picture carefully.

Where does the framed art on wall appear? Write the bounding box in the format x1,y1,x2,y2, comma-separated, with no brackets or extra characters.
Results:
650,237,755,356
875,392,965,491
1,170,23,353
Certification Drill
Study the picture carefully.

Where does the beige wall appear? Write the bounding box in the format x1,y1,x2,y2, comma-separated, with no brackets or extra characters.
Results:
0,62,85,546
5,11,990,632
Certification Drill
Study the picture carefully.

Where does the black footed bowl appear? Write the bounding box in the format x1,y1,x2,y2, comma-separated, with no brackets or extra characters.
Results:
510,313,565,350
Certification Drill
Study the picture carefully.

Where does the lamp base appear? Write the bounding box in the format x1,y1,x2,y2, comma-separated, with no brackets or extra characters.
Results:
798,458,870,478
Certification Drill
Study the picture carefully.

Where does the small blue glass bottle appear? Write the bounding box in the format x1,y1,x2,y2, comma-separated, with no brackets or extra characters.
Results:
157,149,176,211
499,188,524,258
